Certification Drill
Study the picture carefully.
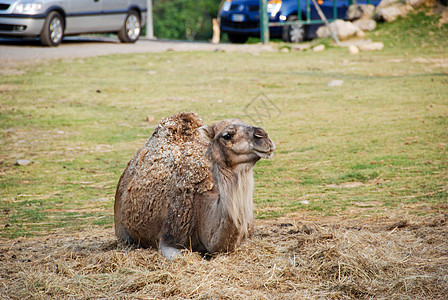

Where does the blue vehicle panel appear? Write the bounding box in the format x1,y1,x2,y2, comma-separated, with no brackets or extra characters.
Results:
219,0,379,43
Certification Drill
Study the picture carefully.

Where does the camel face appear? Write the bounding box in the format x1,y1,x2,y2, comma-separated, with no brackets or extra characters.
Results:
202,119,275,168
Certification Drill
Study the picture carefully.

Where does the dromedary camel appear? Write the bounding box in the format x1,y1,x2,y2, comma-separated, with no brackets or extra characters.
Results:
114,112,275,259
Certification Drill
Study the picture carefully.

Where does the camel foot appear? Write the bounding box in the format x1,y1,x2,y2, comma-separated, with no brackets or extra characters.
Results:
159,240,183,260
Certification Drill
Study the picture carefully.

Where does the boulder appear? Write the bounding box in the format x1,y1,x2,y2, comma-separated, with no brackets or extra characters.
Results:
406,0,426,8
317,20,364,40
377,0,399,8
353,19,377,31
346,4,375,20
376,4,413,21
439,7,448,27
375,0,416,22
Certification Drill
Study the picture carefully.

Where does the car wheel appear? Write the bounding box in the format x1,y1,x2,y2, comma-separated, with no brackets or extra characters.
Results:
118,10,141,43
228,33,248,44
40,11,64,47
282,16,306,43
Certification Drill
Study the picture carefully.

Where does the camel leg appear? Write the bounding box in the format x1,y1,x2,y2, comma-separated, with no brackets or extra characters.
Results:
115,223,135,245
159,238,183,260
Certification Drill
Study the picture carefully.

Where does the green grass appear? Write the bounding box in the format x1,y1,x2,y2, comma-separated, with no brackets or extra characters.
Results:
1,12,447,238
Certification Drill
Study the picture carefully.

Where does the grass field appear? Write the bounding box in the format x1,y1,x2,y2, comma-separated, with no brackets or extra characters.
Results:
0,11,447,299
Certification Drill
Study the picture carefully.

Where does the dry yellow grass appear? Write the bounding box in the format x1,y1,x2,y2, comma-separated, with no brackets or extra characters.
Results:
1,213,446,299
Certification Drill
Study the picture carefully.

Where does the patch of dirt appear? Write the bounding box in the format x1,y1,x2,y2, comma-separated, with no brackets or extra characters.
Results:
0,62,26,76
327,181,365,188
0,214,447,299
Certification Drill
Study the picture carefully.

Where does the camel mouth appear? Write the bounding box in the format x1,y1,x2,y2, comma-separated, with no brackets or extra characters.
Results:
254,149,274,159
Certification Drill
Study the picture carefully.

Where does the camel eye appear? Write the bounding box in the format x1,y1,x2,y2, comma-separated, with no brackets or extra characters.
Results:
222,133,233,141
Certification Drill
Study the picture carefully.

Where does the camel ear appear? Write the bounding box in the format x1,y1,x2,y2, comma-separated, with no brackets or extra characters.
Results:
198,124,215,142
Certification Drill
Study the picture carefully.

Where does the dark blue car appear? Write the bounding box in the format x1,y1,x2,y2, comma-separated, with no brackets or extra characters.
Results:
219,0,378,43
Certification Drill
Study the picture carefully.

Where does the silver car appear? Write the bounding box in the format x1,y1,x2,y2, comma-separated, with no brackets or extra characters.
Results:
0,0,147,46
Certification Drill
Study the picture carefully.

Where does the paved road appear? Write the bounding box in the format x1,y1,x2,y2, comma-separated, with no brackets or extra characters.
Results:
0,36,276,62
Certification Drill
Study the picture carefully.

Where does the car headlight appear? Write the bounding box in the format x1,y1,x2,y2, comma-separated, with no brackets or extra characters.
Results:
267,0,282,17
14,1,43,14
222,0,232,12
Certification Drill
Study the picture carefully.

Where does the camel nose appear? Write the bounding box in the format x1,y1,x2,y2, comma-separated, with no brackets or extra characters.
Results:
253,127,268,139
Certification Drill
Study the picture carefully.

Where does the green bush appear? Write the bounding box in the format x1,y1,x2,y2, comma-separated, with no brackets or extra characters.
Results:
153,0,222,40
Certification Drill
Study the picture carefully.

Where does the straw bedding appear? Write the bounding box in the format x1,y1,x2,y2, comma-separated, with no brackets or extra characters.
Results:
1,214,447,299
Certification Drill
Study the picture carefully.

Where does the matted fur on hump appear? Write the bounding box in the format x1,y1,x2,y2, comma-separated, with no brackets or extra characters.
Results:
120,112,213,241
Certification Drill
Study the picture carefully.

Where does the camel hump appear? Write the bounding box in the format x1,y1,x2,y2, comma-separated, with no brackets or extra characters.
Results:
151,112,205,143
125,112,213,199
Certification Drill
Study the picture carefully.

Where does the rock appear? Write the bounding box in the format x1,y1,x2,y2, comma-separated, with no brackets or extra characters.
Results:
439,7,448,27
375,0,414,22
359,42,384,51
353,19,377,31
291,44,312,51
312,44,325,52
356,30,366,38
327,79,344,87
317,20,363,40
376,4,412,22
280,47,290,53
15,159,31,166
406,0,426,8
346,4,375,20
348,45,360,54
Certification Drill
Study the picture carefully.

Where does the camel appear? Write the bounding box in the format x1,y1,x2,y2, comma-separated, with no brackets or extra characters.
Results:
114,112,275,259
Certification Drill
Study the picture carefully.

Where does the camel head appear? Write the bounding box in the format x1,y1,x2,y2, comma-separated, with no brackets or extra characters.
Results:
200,119,275,168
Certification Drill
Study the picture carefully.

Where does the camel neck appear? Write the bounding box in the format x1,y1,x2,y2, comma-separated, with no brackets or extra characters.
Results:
214,163,255,234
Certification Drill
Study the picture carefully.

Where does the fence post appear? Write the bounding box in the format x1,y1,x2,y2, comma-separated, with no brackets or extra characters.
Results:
260,0,269,44
146,0,154,39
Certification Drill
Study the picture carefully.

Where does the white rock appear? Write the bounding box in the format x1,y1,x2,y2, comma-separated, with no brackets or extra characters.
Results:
346,4,375,20
348,45,360,55
327,80,344,87
15,159,31,166
359,42,384,51
376,4,412,22
406,0,425,8
377,0,399,9
317,20,363,40
356,30,366,38
312,44,325,52
353,19,377,31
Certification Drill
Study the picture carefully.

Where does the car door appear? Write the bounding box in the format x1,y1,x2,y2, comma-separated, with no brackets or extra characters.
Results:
65,0,103,34
100,0,128,32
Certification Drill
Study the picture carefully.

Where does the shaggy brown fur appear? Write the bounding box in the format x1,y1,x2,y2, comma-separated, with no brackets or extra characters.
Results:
114,112,275,259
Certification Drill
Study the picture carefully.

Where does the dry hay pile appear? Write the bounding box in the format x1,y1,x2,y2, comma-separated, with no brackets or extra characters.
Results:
0,214,447,299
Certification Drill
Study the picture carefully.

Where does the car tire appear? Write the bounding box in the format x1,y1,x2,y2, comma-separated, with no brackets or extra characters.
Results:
118,10,141,43
228,33,249,44
40,11,64,47
282,16,306,43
